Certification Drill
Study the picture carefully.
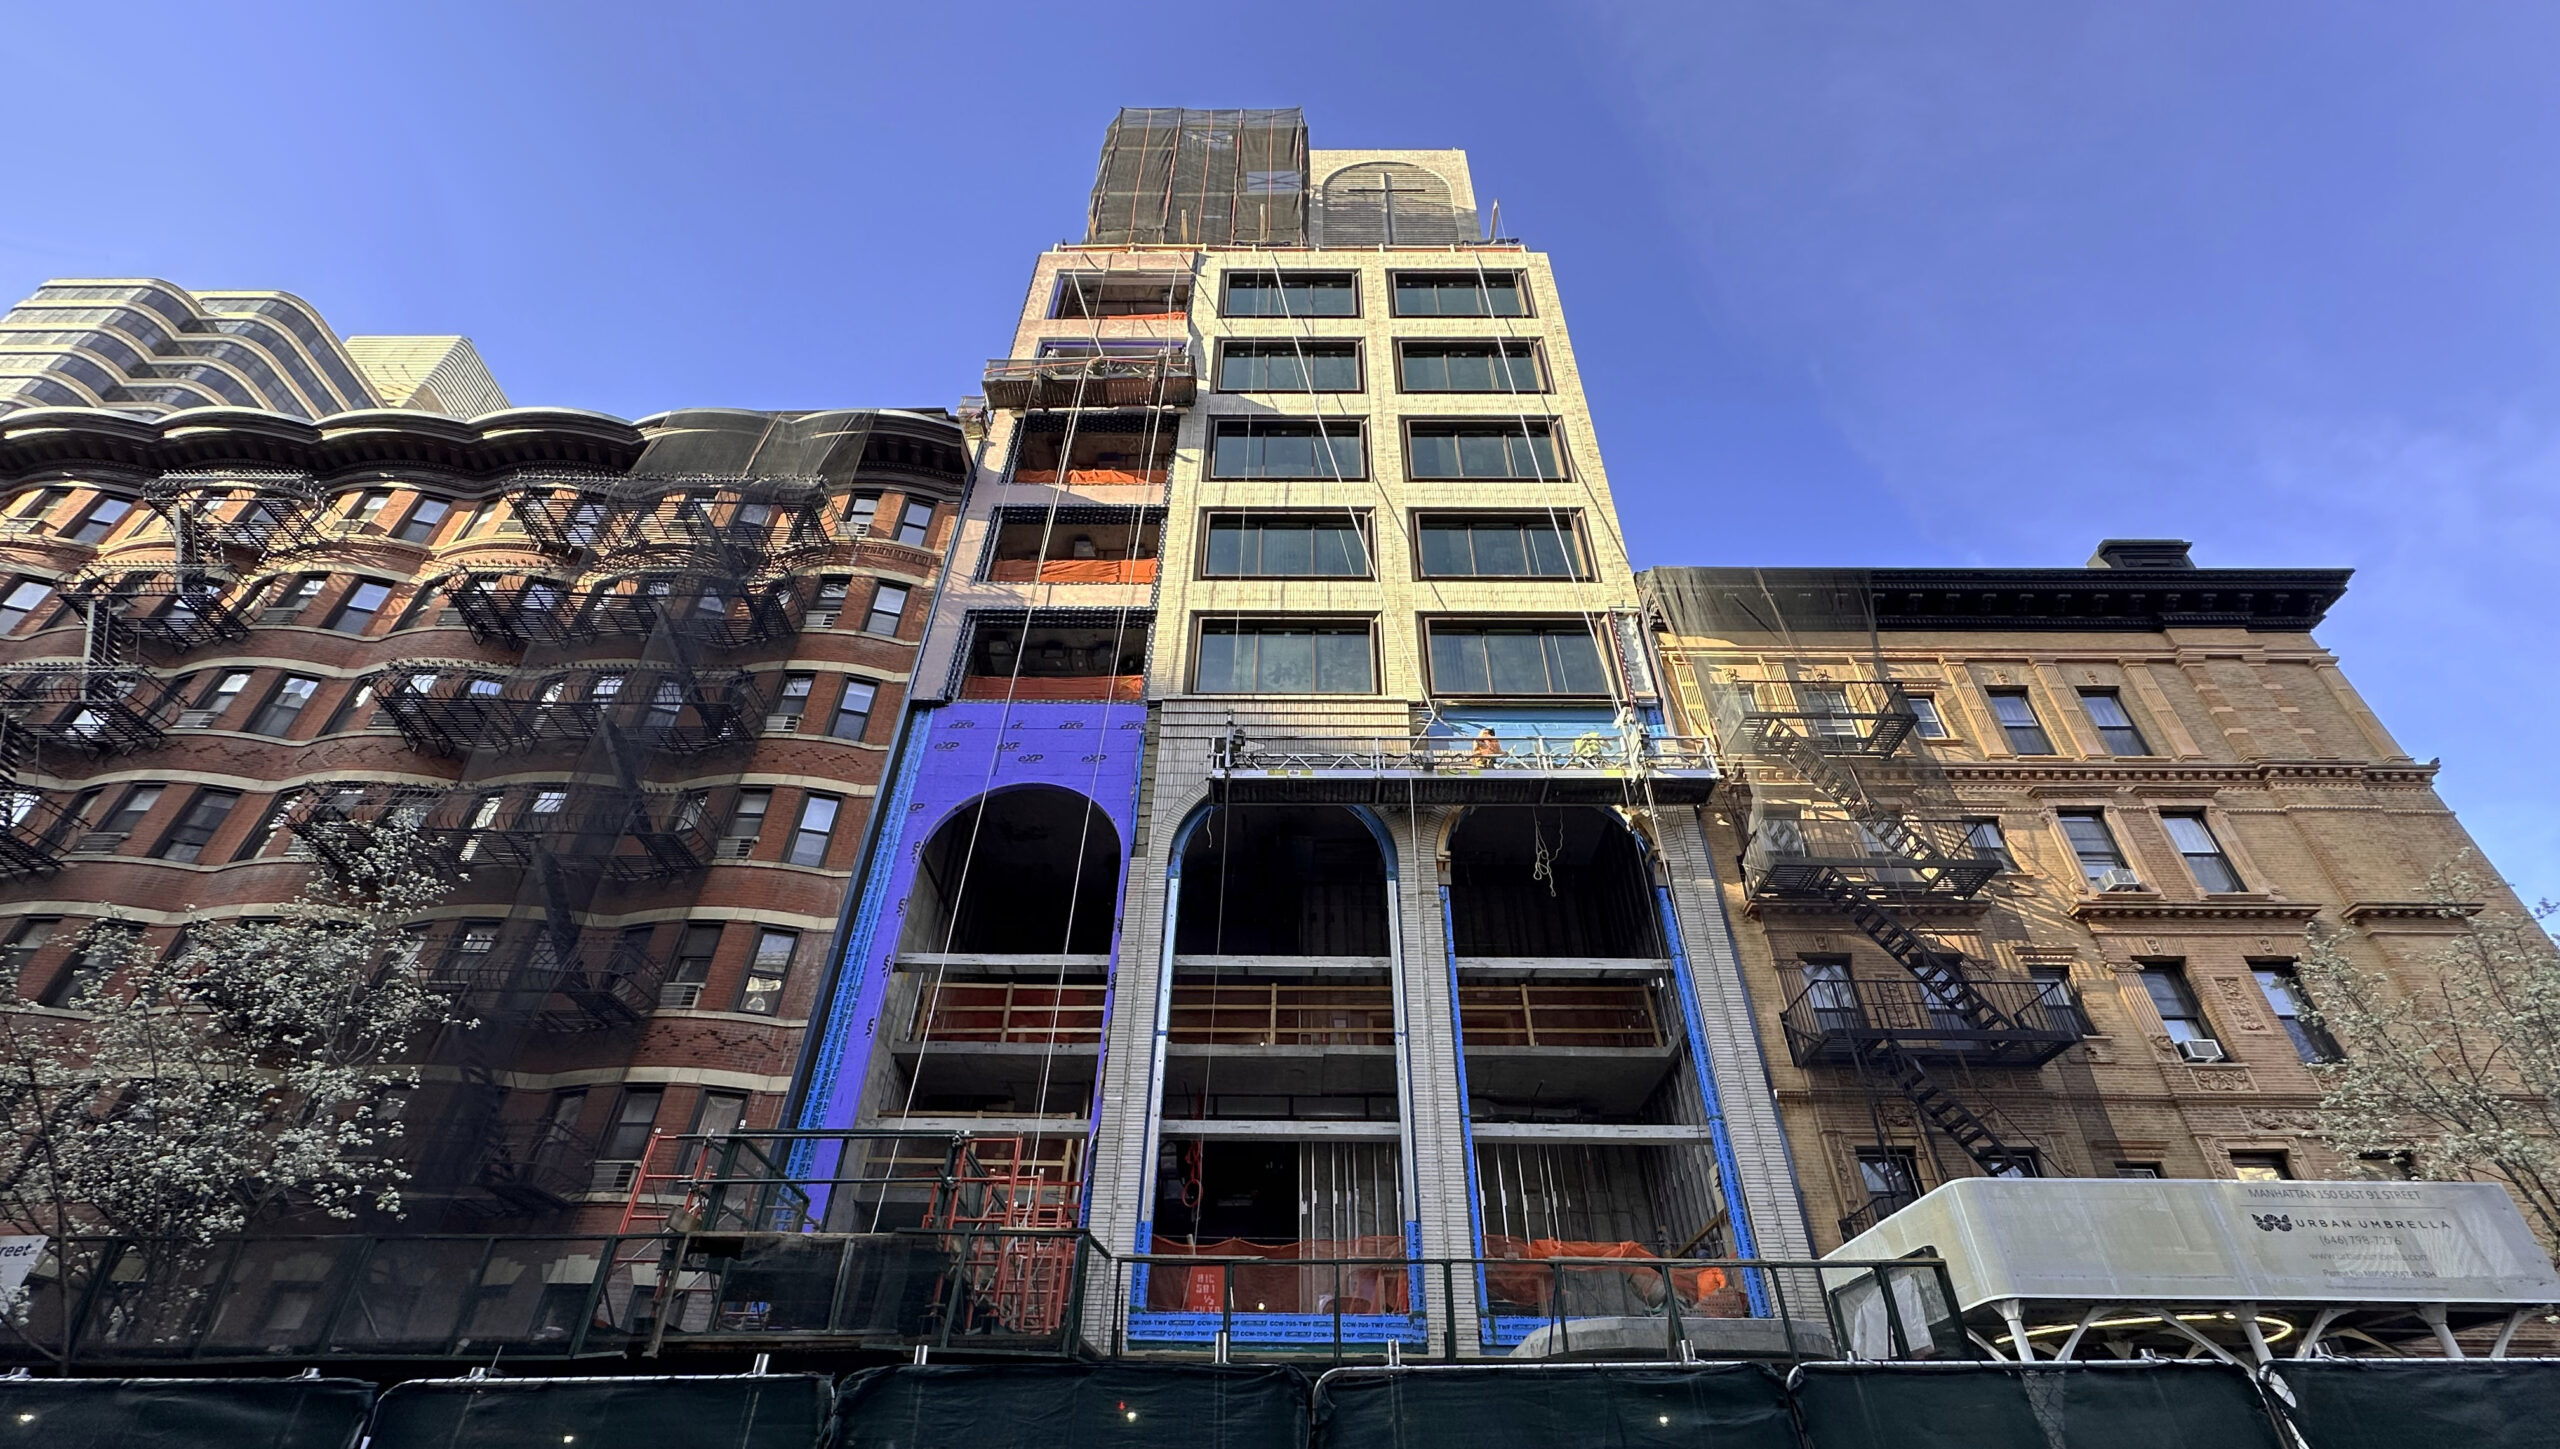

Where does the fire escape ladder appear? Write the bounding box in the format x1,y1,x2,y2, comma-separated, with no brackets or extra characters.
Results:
1760,726,1949,872
1855,1041,2023,1176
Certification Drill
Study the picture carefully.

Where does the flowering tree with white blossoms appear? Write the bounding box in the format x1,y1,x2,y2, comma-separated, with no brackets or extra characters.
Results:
2298,858,2560,1254
0,817,466,1248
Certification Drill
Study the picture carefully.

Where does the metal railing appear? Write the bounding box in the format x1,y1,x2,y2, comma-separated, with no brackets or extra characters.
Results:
0,1230,1964,1369
1704,674,1920,759
1779,977,2082,1067
1214,731,1717,777
1743,816,2003,900
981,348,1196,410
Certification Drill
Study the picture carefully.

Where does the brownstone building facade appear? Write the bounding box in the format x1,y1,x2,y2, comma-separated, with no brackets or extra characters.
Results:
1644,541,2519,1251
0,402,965,1231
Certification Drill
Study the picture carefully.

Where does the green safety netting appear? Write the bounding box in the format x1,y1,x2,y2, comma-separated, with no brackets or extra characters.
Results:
837,1364,1308,1449
0,1377,372,1449
1315,1365,1794,1449
367,1374,831,1449
1791,1363,2284,1449
2266,1360,2560,1449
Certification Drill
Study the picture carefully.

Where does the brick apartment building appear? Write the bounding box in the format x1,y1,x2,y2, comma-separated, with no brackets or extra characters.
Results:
1644,548,2530,1251
0,305,966,1230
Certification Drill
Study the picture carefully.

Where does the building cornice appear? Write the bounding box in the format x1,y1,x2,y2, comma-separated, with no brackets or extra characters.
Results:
0,404,646,480
1643,564,2352,634
1941,759,2439,789
2070,895,2324,925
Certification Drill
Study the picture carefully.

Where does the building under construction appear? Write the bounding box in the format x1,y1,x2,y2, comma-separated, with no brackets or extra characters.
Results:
0,113,2555,1395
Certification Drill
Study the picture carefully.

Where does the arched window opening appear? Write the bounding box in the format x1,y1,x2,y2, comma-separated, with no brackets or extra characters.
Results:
899,787,1120,956
1447,806,1662,959
1176,805,1387,957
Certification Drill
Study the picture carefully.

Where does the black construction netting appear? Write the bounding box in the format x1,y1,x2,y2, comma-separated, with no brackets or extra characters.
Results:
367,1375,831,1449
0,1377,372,1449
2266,1359,2560,1449
1316,1365,1794,1449
1791,1362,2284,1449
838,1363,1308,1449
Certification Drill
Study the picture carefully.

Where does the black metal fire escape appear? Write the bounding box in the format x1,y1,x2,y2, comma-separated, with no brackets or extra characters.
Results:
1717,675,2079,1191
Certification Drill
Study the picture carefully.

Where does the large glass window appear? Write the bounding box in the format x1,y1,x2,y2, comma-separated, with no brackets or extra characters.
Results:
2079,689,2150,755
326,579,394,634
1397,340,1543,392
2057,810,2130,884
1906,695,1949,739
1223,271,1358,317
831,678,877,741
600,1087,664,1162
64,496,132,544
1405,420,1562,480
788,794,839,867
0,580,53,634
1427,622,1608,696
96,783,165,840
1391,272,1527,317
394,496,451,544
1195,621,1375,695
740,929,797,1015
2028,965,2093,1033
153,788,240,863
863,583,909,636
1216,340,1360,392
2253,963,2342,1064
2163,812,2244,893
2140,964,2217,1048
1416,516,1582,578
1987,690,2054,754
895,501,934,547
247,676,320,736
1210,420,1366,480
1202,515,1369,577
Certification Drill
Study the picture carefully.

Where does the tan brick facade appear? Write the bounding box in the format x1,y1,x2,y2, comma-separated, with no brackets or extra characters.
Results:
1645,555,2530,1251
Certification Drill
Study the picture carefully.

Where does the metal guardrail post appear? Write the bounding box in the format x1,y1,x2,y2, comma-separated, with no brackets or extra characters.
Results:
184,1238,252,1360
1876,1265,1911,1359
569,1237,616,1357
311,1236,375,1357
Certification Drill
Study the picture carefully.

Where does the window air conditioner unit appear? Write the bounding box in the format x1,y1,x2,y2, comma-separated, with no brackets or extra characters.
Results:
2176,1038,2228,1064
764,714,801,733
721,837,758,859
175,709,221,728
2096,867,2144,892
806,611,838,629
659,982,704,1010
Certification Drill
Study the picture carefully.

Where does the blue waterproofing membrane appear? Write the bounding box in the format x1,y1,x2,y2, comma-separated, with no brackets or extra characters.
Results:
800,701,1146,1139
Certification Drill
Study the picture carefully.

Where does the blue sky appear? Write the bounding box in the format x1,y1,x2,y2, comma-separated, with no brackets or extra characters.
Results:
6,2,2553,897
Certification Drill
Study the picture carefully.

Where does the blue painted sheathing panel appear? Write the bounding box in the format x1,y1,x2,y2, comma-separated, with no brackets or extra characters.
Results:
800,700,1146,1135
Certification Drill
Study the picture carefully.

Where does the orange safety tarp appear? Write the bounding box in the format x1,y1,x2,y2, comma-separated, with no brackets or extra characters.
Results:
1139,1236,1743,1318
1144,1236,1411,1314
985,558,1158,584
1483,1237,1743,1317
1011,469,1168,486
958,674,1144,702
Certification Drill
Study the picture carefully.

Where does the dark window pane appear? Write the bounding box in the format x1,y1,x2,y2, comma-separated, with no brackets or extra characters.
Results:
1472,527,1527,576
1196,631,1243,693
1418,527,1469,576
1546,630,1607,694
1310,524,1365,576
1314,631,1372,692
1259,526,1313,576
1257,632,1315,692
1484,632,1548,693
1205,524,1243,575
1406,432,1459,477
1525,522,1573,575
1430,632,1490,693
